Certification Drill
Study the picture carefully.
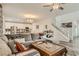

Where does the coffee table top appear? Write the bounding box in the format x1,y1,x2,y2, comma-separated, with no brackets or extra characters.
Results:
32,41,66,56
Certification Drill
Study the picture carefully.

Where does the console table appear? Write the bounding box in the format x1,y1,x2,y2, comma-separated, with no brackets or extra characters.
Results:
32,41,67,56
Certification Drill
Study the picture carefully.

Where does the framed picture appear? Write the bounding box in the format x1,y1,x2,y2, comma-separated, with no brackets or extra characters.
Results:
61,22,72,28
45,25,48,29
36,25,39,29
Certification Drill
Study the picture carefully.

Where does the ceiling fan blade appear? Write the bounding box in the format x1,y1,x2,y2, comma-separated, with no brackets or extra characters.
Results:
43,5,51,7
59,7,64,10
61,3,65,4
50,9,53,12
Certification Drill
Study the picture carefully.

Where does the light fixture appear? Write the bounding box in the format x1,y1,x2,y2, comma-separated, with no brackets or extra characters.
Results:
26,18,34,24
52,3,60,10
43,3,64,12
24,14,38,18
24,14,38,24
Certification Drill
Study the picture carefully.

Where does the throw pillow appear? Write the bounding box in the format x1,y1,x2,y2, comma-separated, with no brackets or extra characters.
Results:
15,42,28,52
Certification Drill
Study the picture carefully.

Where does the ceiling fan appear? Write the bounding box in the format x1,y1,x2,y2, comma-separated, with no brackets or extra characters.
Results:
43,3,64,12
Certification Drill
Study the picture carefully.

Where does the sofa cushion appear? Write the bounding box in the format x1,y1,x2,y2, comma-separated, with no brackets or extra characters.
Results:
23,41,34,47
14,38,25,43
0,39,12,56
1,35,8,43
16,49,40,56
8,40,18,54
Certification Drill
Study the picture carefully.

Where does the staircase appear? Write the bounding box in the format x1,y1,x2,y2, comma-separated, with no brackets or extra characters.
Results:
51,23,76,56
51,23,72,42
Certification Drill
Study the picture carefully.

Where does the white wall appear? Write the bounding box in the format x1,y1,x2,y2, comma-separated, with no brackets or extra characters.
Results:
32,19,54,33
56,11,79,26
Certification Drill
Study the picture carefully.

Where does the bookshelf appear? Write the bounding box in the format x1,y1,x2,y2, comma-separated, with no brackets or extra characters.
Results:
5,26,31,35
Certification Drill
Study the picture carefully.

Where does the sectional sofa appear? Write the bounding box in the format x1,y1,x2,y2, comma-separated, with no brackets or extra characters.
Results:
0,35,41,56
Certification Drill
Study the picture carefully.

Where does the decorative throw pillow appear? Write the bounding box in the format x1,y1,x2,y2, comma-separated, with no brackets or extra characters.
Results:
8,40,18,54
15,42,28,52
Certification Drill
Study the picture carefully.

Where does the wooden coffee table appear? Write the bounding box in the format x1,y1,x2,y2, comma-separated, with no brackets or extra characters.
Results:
32,41,67,56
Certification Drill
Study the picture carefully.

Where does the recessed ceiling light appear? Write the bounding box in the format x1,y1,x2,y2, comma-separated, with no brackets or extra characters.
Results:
24,14,38,18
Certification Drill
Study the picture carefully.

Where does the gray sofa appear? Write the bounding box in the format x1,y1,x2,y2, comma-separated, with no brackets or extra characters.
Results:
0,35,40,56
0,33,53,56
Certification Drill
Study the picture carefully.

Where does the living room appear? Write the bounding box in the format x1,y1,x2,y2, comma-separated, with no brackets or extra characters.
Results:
0,3,79,56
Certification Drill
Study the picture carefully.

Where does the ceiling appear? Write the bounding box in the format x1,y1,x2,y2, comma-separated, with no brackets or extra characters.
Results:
2,3,79,22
